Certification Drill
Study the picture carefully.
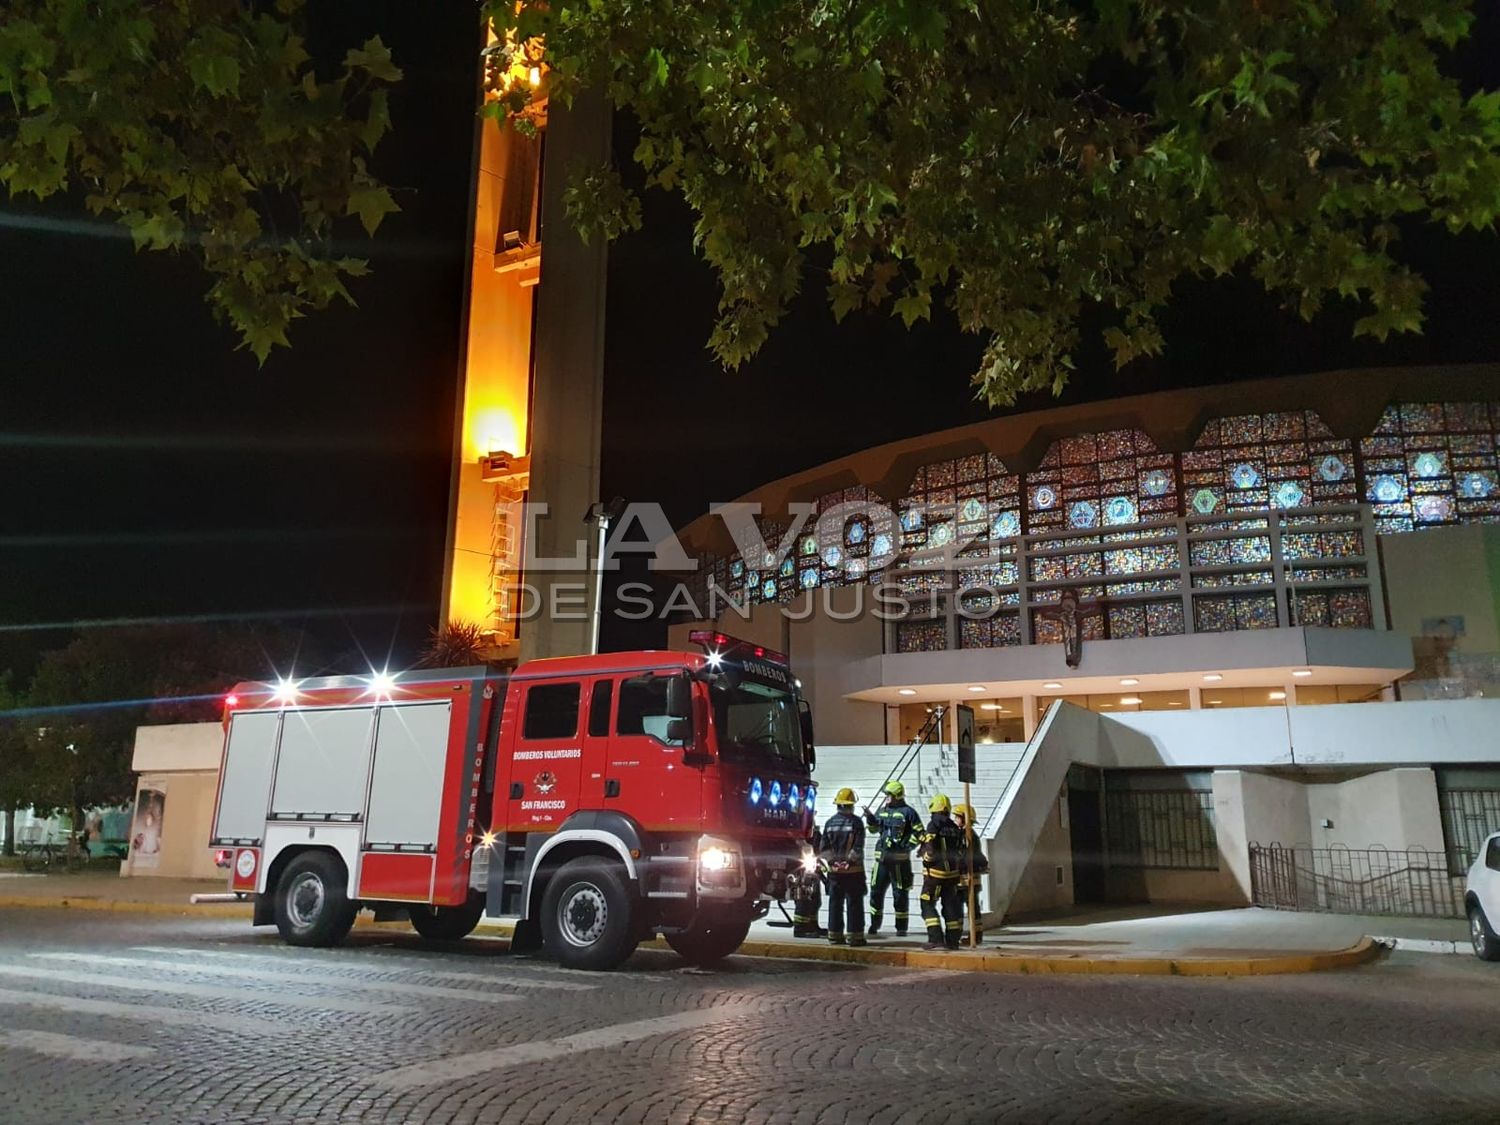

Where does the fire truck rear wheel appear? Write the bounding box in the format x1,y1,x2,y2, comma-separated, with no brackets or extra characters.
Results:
408,900,485,942
540,857,637,971
273,851,357,947
665,914,752,967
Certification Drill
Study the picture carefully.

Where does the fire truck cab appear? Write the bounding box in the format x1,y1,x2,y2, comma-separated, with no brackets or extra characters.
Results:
208,634,816,970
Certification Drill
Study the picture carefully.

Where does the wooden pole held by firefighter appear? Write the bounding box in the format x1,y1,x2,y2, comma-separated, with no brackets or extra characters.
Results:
964,780,977,948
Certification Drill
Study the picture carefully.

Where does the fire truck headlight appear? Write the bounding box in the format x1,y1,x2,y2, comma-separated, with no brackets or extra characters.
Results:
367,669,397,696
273,678,299,706
769,780,783,807
748,777,763,805
700,846,739,872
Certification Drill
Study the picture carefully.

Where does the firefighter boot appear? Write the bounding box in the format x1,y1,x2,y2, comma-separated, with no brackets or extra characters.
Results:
848,934,868,947
828,931,847,946
923,924,946,951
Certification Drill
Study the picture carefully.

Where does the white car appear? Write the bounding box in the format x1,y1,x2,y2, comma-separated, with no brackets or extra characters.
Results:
1467,831,1500,961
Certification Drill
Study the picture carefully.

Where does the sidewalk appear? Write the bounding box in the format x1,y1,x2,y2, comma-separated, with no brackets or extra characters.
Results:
2,875,1422,975
0,873,249,916
739,903,1390,975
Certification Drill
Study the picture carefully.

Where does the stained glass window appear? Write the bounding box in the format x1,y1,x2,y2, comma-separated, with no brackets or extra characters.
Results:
1187,411,1355,522
1358,403,1500,533
900,452,1019,558
1026,429,1176,534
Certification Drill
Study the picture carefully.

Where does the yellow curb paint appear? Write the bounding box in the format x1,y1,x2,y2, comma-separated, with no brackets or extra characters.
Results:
0,897,1380,977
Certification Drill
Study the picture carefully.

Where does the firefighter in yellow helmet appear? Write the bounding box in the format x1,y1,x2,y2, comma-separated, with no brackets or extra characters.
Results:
952,802,989,946
818,787,867,946
864,779,922,935
918,793,965,949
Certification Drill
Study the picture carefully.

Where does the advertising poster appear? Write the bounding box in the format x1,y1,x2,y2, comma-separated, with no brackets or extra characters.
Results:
130,781,167,870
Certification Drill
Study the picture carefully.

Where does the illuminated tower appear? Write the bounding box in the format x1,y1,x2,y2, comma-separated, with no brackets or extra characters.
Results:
440,36,608,662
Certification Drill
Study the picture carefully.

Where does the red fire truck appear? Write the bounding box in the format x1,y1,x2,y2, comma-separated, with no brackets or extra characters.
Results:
208,632,816,970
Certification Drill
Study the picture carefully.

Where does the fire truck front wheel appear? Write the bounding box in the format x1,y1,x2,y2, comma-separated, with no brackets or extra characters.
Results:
540,857,637,971
273,851,357,947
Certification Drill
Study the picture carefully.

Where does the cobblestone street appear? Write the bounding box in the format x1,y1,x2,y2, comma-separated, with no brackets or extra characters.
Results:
1,907,1497,1123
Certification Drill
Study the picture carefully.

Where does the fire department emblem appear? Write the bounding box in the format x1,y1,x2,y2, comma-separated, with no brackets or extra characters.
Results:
534,771,558,795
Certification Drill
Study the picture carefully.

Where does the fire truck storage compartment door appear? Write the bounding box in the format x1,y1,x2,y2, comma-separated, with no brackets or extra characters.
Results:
365,701,452,848
214,709,281,842
270,706,376,818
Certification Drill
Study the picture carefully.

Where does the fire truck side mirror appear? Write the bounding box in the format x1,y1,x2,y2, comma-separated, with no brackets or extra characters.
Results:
666,674,692,719
798,698,816,767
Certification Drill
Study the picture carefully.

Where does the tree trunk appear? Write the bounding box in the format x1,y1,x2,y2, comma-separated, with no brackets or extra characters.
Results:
2,808,13,856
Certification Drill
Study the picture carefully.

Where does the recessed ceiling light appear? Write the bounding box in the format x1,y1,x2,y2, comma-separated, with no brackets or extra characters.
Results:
1292,669,1313,678
1120,678,1139,686
1043,681,1063,690
1120,696,1142,705
1269,690,1287,700
1207,699,1223,705
980,704,1007,712
967,685,986,693
1203,673,1224,682
897,688,917,696
1168,701,1184,706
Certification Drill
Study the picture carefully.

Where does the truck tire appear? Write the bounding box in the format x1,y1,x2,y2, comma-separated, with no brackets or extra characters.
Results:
540,857,637,971
665,914,752,966
409,900,485,942
1470,902,1500,962
273,851,357,947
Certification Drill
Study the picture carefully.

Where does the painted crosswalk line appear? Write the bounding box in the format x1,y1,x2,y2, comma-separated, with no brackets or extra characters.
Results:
131,946,604,990
0,964,400,1015
0,1028,155,1062
0,987,285,1036
34,953,524,1005
373,1002,759,1090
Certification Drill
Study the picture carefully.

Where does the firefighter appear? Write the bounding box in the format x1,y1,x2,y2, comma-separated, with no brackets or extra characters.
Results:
864,779,923,936
918,793,965,950
791,824,826,938
952,802,989,946
819,787,867,946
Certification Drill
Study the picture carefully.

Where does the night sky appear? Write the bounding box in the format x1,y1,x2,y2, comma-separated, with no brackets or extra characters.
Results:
4,5,1498,675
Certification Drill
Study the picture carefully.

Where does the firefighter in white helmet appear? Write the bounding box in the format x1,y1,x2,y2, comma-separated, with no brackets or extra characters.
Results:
819,787,868,946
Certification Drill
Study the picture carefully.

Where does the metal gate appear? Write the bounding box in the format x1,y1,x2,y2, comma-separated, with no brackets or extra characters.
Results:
1249,843,1467,919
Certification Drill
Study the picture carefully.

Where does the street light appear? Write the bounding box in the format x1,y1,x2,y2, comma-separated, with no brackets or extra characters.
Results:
584,497,627,656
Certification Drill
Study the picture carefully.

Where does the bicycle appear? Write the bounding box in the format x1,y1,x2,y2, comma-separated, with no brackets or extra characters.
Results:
19,835,88,874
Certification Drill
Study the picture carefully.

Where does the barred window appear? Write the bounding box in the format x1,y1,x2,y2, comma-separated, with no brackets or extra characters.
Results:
1104,778,1218,870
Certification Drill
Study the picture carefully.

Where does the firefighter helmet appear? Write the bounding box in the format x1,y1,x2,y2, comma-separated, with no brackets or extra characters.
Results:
835,787,858,806
883,780,905,799
929,793,951,813
953,803,975,822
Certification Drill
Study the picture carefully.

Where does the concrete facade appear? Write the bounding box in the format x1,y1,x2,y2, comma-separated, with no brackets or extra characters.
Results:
126,723,224,880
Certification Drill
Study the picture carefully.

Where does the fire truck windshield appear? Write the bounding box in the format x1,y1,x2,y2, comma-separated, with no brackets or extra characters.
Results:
710,679,804,766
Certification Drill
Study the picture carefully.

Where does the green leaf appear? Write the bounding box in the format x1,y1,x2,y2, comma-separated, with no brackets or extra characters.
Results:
362,89,391,150
344,36,402,82
187,52,240,97
346,185,400,235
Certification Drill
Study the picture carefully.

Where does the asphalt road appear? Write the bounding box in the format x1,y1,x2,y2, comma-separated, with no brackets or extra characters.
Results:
0,907,1497,1124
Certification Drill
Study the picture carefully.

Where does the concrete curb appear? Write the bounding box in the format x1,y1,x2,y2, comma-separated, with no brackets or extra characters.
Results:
0,894,253,917
714,935,1381,976
1370,936,1467,956
0,899,1379,974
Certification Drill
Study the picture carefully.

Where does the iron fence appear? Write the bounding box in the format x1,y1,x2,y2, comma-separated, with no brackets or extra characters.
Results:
1104,789,1218,870
1437,788,1500,874
1249,844,1467,919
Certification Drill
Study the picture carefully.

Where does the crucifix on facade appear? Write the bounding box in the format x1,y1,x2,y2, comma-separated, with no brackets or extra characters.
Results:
1039,589,1111,668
